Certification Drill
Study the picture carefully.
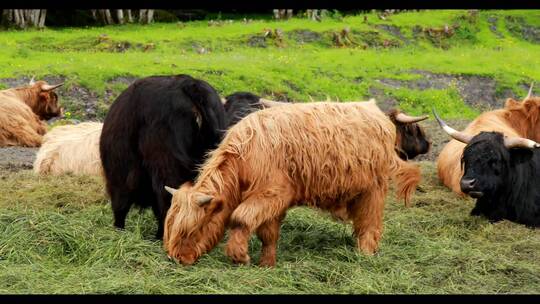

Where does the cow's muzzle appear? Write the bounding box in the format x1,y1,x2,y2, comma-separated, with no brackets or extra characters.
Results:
460,178,483,198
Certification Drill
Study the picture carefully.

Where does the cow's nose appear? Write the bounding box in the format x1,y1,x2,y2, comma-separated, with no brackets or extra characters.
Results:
460,178,476,193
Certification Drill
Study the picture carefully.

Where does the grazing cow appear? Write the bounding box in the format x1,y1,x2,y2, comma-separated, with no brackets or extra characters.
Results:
0,77,64,120
0,97,47,147
434,109,540,227
163,102,421,266
437,86,540,195
34,122,103,176
100,74,227,238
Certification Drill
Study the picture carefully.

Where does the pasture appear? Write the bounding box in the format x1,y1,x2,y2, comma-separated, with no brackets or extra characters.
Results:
0,9,539,294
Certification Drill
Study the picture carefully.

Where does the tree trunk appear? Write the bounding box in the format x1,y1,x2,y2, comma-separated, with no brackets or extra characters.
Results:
38,9,46,28
139,9,147,24
146,9,154,24
126,9,133,23
104,9,113,25
116,9,124,24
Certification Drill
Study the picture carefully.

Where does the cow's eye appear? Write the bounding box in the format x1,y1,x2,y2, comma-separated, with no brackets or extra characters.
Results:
488,160,500,175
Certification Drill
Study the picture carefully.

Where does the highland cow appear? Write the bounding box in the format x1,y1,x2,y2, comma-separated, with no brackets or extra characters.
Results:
34,122,103,176
100,74,227,238
163,101,421,267
437,85,540,195
434,109,540,227
0,77,64,120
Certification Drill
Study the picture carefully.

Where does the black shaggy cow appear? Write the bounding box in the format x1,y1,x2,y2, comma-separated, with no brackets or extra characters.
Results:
100,74,227,238
434,109,540,227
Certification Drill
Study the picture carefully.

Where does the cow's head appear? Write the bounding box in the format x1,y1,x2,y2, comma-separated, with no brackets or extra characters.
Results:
387,109,431,160
163,182,229,265
433,109,540,199
20,77,64,120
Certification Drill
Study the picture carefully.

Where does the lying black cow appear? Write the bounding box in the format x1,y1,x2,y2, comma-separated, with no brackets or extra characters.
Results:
434,109,540,227
100,74,227,238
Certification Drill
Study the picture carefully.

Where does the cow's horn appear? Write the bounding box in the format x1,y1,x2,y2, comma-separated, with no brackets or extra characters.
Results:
29,76,36,85
195,194,213,206
41,83,64,91
164,186,177,195
525,82,534,100
432,108,472,144
259,98,287,108
395,112,429,124
220,97,227,105
503,136,540,149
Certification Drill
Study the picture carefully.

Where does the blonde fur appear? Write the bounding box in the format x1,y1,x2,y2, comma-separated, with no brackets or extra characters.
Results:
33,122,103,176
164,101,421,266
437,97,540,195
0,97,46,147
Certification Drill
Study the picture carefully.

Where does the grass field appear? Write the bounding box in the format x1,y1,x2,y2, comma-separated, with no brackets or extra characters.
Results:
0,10,539,294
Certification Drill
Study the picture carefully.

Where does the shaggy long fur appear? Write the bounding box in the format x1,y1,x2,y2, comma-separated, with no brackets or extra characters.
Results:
164,102,421,267
100,74,227,239
0,97,47,147
34,122,103,176
437,97,540,195
0,80,63,120
460,131,540,227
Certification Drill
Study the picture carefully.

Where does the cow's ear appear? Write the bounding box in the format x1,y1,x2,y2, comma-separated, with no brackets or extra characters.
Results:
194,193,213,206
504,98,520,108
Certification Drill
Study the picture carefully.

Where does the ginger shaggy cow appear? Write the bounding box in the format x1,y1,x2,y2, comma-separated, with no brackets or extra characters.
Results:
0,97,47,147
163,102,421,267
437,87,540,195
34,122,103,176
0,77,64,120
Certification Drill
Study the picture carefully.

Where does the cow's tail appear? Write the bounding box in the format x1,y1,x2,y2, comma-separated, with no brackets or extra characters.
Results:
390,155,421,207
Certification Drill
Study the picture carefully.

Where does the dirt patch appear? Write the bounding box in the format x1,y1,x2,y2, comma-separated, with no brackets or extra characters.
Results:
108,76,138,86
247,35,267,48
368,87,399,112
286,29,322,43
414,119,472,162
505,16,540,43
374,24,410,44
378,70,510,111
488,16,504,39
0,147,38,172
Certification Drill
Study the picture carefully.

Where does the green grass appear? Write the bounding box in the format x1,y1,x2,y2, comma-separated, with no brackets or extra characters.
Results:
1,10,540,294
0,10,539,120
0,163,538,294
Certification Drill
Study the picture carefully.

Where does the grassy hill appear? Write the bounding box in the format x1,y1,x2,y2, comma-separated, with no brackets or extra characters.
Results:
0,10,539,294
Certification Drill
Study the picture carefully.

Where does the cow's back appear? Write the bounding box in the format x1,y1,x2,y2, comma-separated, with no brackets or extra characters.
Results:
224,102,397,201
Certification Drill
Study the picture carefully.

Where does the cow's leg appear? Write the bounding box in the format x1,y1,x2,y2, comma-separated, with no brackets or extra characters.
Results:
225,184,293,265
255,213,286,267
349,183,387,255
111,190,132,230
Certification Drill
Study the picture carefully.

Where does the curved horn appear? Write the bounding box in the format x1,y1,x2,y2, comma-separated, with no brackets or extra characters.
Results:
432,108,473,144
29,76,35,85
503,136,540,149
164,186,177,196
259,98,288,108
395,112,429,124
525,82,534,100
41,83,64,91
